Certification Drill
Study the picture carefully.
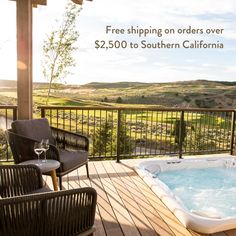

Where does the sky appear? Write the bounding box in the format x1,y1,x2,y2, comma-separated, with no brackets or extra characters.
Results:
0,0,236,85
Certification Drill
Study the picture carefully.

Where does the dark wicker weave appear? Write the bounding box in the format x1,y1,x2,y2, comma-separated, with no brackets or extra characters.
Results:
6,118,90,189
0,187,97,236
0,165,49,198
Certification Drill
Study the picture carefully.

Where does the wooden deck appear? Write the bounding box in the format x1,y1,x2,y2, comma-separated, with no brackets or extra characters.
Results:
45,159,236,236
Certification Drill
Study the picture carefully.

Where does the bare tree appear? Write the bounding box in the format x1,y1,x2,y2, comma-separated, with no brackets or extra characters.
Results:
42,2,81,104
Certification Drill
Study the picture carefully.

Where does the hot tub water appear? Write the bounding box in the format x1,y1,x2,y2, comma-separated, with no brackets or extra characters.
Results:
157,167,236,218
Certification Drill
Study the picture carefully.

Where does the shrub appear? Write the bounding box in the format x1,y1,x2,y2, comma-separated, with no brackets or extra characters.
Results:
116,97,123,103
172,119,187,146
0,129,7,159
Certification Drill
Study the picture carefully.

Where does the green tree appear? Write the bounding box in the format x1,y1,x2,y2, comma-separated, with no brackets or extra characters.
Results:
118,116,133,155
92,115,133,157
92,116,115,156
42,2,81,104
116,97,123,103
102,97,108,102
172,119,187,146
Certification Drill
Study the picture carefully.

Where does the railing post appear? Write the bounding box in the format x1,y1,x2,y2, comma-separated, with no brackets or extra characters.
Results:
13,107,17,121
230,111,236,155
41,107,45,118
179,111,184,159
116,109,121,162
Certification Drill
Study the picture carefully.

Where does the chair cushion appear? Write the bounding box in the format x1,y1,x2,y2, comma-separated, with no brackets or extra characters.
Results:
59,149,88,172
11,118,55,145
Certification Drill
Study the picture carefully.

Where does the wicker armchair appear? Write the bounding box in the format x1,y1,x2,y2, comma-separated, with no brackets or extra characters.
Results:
0,165,50,198
0,187,97,236
6,118,90,189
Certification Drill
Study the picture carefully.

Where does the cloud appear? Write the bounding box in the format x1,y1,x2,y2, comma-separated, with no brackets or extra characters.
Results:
202,63,216,67
224,66,236,73
83,0,236,22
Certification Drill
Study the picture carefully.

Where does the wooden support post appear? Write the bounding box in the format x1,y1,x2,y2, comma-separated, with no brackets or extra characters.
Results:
13,106,18,121
16,0,33,120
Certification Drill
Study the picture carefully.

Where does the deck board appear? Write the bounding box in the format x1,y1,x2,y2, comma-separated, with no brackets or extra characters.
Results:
118,162,194,236
104,161,158,236
110,161,175,236
44,159,235,236
89,162,124,236
95,161,141,236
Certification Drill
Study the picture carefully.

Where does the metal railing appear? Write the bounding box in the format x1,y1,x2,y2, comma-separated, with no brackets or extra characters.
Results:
0,105,17,162
39,106,236,161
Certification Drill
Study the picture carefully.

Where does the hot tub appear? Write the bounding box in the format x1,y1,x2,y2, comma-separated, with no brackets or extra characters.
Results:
135,155,236,234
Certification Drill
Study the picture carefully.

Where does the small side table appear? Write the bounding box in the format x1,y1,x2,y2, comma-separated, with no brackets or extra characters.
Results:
19,159,60,191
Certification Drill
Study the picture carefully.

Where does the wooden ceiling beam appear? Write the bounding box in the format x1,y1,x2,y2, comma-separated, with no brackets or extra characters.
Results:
32,0,46,6
9,0,46,6
9,0,93,7
71,0,93,5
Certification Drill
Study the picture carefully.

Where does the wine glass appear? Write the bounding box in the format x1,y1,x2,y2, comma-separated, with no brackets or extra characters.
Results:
34,142,43,165
41,139,49,163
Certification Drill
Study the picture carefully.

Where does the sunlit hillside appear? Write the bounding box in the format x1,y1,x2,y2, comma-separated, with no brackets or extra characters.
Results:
0,80,235,108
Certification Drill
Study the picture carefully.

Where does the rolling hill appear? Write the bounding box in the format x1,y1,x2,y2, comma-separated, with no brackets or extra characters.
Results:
0,79,235,108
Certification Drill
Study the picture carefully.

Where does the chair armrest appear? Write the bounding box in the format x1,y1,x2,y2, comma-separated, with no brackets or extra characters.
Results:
0,187,97,236
51,127,89,151
0,165,44,198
